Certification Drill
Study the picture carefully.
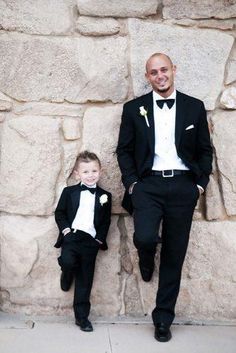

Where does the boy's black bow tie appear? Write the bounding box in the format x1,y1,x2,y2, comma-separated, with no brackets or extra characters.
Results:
156,99,175,109
80,184,96,194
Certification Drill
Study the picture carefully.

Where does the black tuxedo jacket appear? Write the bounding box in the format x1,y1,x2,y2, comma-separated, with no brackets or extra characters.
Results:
116,90,212,214
54,183,112,250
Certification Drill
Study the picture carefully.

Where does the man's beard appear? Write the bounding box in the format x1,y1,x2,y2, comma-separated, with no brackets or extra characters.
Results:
156,85,171,93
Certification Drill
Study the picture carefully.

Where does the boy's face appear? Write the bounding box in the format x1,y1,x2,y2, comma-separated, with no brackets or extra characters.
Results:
75,160,101,186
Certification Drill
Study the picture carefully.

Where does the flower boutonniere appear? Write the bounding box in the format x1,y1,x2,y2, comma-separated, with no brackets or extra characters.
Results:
100,194,108,206
139,106,150,127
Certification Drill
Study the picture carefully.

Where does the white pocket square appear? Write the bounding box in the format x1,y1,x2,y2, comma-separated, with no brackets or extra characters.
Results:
185,124,194,130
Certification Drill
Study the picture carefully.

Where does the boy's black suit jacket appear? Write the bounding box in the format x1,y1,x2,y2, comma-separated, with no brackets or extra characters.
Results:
54,183,112,250
116,90,213,214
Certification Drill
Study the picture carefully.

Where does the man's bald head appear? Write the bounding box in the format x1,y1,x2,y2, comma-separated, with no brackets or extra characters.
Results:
146,53,174,73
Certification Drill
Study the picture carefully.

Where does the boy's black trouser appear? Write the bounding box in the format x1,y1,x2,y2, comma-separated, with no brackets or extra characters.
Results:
58,230,99,320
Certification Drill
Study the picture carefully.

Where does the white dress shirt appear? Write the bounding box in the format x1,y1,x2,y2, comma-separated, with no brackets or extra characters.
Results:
71,184,96,238
152,90,189,171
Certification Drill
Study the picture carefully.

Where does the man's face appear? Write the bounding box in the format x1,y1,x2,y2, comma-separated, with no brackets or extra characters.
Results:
75,160,101,186
145,55,176,97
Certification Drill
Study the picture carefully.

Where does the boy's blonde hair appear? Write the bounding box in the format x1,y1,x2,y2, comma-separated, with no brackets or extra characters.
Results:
74,150,101,170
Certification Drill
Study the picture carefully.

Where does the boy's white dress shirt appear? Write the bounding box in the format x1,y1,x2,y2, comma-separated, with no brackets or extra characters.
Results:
72,187,96,238
62,183,96,237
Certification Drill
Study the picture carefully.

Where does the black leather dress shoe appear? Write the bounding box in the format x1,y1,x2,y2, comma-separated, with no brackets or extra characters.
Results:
139,262,154,282
154,323,172,342
75,318,93,332
60,271,73,291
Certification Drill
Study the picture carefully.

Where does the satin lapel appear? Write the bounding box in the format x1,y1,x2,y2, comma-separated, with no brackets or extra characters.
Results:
175,91,186,149
94,187,101,226
71,184,81,218
144,92,155,154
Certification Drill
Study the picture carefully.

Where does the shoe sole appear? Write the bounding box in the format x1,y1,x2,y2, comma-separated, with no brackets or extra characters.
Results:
80,327,93,332
154,332,172,342
75,321,93,332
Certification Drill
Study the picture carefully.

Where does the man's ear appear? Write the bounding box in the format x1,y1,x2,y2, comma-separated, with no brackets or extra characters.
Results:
172,64,177,76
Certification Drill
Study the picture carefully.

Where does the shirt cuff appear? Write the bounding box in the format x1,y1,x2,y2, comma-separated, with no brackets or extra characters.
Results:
197,185,204,194
129,182,137,195
62,227,71,236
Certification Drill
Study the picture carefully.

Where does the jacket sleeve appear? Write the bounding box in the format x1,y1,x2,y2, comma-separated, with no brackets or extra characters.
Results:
195,102,213,189
54,188,71,232
116,103,139,190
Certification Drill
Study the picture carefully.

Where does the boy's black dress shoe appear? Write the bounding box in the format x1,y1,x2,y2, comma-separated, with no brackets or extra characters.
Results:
60,271,73,291
154,323,172,342
138,261,154,282
75,318,93,332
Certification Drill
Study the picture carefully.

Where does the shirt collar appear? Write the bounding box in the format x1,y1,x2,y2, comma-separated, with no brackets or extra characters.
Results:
80,182,97,188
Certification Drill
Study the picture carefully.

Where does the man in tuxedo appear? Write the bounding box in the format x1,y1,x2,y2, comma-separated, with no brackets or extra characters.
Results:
116,53,212,342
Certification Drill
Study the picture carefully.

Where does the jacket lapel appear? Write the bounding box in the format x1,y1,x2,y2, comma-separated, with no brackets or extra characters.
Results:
71,184,81,218
94,187,101,227
143,92,155,154
175,90,186,149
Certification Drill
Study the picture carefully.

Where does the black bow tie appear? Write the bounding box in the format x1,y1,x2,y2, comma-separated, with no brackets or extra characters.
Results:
80,184,96,194
156,99,175,109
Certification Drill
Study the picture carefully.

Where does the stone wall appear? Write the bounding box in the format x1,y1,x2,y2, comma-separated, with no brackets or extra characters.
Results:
0,0,235,322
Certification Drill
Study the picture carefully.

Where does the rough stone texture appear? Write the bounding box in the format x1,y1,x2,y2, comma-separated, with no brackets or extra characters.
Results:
13,102,85,117
0,92,12,101
0,100,12,111
0,92,12,111
91,216,121,317
178,221,236,321
0,115,62,216
62,117,82,140
205,175,226,221
225,59,236,85
128,20,233,110
77,0,159,17
172,18,236,30
76,16,120,36
0,34,128,103
220,86,236,109
0,0,75,35
123,275,144,316
0,214,62,314
82,105,124,213
212,111,236,216
163,0,236,19
60,140,81,183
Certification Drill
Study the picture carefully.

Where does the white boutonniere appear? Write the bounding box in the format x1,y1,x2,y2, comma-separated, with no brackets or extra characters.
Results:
100,194,108,206
139,106,150,127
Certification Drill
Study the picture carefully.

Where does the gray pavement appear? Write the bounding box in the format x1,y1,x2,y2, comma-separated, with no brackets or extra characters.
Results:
0,312,235,353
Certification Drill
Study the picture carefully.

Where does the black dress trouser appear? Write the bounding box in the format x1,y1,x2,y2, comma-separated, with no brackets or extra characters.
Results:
58,231,99,320
132,173,199,326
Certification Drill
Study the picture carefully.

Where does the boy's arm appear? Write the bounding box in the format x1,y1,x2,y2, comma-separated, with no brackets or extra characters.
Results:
55,188,71,233
95,193,112,244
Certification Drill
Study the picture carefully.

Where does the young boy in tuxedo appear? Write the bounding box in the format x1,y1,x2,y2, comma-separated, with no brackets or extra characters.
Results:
54,151,112,332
